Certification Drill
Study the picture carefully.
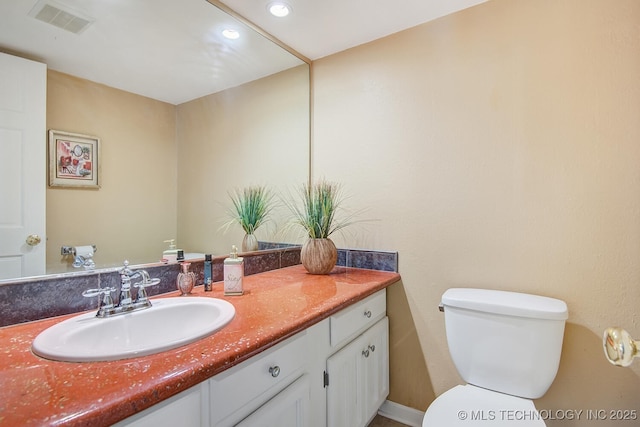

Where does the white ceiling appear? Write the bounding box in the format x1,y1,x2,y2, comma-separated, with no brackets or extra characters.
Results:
0,0,302,104
0,0,487,105
221,0,489,60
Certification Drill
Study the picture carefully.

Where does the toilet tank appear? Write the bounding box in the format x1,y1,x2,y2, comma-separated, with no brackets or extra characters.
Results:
441,288,568,399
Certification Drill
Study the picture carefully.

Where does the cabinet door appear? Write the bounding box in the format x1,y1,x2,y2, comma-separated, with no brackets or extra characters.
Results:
326,333,364,427
326,317,389,427
236,374,310,427
361,317,389,422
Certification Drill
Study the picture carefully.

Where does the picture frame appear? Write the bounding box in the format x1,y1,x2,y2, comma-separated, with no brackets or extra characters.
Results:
48,130,101,189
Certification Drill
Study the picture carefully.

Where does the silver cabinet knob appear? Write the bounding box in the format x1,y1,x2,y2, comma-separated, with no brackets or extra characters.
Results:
269,366,280,378
26,234,41,246
362,344,376,358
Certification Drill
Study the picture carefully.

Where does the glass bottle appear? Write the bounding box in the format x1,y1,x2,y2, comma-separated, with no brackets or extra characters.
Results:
176,262,196,295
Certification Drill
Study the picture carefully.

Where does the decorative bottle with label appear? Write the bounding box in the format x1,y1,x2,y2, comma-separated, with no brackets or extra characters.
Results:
176,262,196,295
224,245,244,295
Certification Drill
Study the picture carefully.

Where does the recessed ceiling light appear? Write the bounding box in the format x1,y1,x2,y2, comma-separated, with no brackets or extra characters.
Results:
221,28,240,40
268,2,291,18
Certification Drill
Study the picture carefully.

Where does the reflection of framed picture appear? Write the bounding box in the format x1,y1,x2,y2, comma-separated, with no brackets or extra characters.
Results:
48,130,100,189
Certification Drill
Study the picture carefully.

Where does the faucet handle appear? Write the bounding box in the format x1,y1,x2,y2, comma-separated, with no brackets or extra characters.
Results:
136,277,161,287
134,277,160,302
82,287,116,310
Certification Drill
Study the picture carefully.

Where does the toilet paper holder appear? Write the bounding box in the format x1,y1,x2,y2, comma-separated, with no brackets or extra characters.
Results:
61,245,97,256
61,245,98,269
603,327,639,367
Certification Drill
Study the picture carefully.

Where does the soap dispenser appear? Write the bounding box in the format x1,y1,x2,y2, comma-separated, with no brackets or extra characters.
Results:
224,245,244,295
162,239,181,263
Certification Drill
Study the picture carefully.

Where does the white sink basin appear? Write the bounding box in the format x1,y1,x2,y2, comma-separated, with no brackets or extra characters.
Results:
32,297,235,362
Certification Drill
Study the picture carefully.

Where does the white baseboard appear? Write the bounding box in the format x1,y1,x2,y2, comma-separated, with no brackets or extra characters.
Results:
378,400,425,427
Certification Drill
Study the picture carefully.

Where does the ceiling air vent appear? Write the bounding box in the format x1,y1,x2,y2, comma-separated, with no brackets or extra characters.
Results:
28,0,94,34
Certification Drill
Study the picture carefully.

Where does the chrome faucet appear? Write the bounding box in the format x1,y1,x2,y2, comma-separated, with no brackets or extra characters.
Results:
72,253,95,270
82,260,160,318
118,261,135,307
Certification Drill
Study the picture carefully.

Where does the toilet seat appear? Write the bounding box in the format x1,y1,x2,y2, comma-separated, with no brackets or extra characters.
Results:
422,385,546,426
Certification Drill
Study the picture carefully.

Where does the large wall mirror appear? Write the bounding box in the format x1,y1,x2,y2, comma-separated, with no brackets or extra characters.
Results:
0,0,310,280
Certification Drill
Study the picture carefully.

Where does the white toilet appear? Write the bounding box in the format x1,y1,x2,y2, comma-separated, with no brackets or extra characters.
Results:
423,288,568,426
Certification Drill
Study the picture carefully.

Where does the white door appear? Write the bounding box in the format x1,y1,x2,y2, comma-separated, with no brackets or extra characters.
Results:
0,52,47,279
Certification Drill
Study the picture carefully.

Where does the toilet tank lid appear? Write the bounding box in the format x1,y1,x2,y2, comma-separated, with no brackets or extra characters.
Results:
442,288,568,320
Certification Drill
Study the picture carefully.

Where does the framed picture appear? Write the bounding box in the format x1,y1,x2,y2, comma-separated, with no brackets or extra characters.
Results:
48,130,100,189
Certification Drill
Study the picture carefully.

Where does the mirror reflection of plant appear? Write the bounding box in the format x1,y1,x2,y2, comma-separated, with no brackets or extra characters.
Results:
222,185,275,236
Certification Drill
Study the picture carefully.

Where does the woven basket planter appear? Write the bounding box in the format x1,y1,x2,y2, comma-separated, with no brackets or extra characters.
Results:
300,238,338,274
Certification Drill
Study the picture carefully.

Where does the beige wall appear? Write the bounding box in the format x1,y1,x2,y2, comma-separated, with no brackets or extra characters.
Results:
176,65,309,255
46,71,177,271
312,0,640,422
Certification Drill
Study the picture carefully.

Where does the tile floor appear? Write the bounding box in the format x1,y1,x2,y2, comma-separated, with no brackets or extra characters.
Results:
368,414,411,427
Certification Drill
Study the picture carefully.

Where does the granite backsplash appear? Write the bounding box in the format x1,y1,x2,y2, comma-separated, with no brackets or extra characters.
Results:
0,245,398,327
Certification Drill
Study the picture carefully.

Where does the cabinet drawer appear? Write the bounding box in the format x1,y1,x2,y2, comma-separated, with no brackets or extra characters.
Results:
115,383,207,427
210,331,307,425
330,290,386,348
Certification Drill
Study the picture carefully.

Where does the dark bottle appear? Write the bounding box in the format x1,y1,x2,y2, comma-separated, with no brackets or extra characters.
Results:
204,254,213,291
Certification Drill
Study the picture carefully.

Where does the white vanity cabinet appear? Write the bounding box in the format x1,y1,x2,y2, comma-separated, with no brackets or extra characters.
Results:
118,289,389,427
117,330,310,427
325,291,389,427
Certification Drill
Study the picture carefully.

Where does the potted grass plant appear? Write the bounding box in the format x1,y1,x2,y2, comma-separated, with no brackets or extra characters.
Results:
286,180,358,274
222,185,274,252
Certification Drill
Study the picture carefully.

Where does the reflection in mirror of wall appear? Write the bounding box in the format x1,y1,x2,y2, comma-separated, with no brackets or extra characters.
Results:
0,0,310,281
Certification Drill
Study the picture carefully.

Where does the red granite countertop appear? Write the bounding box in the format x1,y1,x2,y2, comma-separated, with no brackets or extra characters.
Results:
0,265,400,427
